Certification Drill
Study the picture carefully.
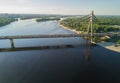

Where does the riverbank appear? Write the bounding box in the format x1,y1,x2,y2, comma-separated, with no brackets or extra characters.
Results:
60,24,120,53
97,42,120,53
59,24,81,34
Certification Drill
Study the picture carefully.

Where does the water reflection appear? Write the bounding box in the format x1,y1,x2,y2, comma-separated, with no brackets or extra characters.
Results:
85,39,90,64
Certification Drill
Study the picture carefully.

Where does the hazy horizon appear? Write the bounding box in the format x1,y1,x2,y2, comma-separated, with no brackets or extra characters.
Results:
0,0,120,15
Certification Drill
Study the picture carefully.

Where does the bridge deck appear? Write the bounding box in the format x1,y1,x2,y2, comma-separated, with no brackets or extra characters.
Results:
0,34,119,48
0,33,119,39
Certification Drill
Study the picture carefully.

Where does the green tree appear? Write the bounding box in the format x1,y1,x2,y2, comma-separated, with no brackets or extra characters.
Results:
117,40,120,44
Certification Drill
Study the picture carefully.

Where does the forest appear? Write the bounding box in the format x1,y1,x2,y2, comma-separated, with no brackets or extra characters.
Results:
0,18,16,26
60,16,120,33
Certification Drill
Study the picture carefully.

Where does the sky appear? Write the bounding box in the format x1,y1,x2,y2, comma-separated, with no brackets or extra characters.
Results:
0,0,120,15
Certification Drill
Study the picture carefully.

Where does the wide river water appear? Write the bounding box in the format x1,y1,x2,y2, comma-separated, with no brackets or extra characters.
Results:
0,19,120,83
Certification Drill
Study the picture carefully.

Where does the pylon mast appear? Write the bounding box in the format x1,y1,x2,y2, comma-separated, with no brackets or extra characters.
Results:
88,10,94,43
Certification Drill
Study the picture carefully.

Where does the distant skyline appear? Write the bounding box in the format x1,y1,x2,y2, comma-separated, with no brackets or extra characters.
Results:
0,0,120,15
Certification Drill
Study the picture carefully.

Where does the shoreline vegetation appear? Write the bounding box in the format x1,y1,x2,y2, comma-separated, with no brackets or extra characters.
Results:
0,18,16,27
60,17,120,33
60,18,120,53
0,13,63,26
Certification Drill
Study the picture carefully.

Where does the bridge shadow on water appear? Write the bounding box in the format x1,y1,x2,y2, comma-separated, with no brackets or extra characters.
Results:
0,44,75,52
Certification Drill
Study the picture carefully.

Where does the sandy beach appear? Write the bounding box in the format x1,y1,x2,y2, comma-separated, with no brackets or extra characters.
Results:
59,24,81,34
97,42,120,53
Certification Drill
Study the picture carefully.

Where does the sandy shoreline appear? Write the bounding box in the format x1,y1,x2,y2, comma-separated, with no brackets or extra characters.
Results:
97,42,120,53
60,24,120,53
59,24,81,34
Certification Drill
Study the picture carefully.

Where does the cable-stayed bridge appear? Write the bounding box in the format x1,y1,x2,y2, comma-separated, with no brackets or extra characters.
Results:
0,11,119,49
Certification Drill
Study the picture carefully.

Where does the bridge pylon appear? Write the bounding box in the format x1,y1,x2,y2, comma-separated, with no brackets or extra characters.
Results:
87,10,94,43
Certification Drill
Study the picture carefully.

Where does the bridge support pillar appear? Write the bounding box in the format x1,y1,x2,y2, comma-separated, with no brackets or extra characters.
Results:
10,39,15,48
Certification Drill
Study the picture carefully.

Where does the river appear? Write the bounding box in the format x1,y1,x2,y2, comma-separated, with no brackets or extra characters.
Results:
0,19,120,83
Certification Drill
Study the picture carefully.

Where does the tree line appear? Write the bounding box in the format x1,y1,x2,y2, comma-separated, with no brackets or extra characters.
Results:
60,16,120,33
